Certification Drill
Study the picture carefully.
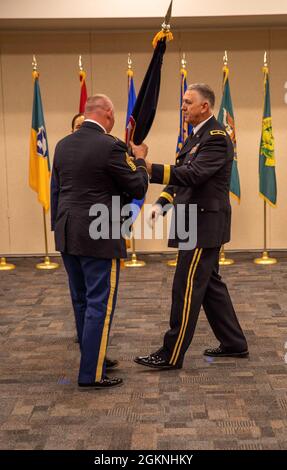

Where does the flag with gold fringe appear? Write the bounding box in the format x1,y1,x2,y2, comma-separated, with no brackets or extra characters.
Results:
126,1,173,145
176,57,192,157
217,61,241,202
259,62,277,207
29,68,50,212
79,56,87,113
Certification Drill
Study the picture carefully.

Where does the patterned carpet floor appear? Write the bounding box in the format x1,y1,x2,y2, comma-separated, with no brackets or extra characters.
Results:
0,252,287,450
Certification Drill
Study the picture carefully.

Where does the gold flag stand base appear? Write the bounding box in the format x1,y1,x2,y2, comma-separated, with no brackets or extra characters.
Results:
219,250,234,266
254,250,277,265
167,252,178,267
124,253,146,268
167,254,177,267
36,256,59,270
0,257,16,271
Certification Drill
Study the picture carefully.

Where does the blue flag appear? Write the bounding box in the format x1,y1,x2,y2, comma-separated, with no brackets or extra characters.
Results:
125,70,144,222
126,74,136,128
176,67,192,156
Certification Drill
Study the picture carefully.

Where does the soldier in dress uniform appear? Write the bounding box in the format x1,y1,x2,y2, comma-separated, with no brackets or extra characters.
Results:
64,111,118,370
51,94,148,388
131,83,248,370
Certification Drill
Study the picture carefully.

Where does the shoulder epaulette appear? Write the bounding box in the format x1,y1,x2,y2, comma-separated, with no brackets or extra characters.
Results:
210,130,226,136
106,134,119,141
109,134,128,147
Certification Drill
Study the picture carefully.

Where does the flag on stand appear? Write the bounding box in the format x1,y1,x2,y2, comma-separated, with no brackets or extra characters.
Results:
176,56,192,157
217,60,241,202
79,56,87,113
259,61,277,207
29,66,50,212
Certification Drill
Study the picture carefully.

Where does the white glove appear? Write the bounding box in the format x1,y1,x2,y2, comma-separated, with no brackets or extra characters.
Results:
147,204,162,228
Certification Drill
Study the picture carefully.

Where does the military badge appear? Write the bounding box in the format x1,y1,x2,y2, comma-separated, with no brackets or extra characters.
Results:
125,153,136,171
210,130,226,136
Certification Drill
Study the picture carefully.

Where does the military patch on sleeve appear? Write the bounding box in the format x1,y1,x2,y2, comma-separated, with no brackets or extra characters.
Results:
210,130,226,136
125,153,136,171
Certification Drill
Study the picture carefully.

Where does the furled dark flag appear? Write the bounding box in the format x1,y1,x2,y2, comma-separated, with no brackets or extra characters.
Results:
126,1,173,146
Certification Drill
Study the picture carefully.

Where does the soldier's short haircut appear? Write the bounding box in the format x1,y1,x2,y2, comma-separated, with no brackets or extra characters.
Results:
84,94,113,114
187,83,215,109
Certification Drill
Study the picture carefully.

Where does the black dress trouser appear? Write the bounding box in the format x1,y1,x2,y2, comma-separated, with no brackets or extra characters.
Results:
161,247,248,367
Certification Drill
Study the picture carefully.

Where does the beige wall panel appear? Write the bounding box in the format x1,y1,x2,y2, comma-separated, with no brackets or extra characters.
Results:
1,32,91,254
0,47,10,255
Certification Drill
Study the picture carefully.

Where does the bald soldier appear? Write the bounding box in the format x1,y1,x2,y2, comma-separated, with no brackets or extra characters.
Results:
51,94,148,388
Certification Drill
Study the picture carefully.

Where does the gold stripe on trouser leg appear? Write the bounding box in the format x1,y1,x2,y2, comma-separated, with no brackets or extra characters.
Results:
169,249,199,365
172,249,202,365
95,259,117,382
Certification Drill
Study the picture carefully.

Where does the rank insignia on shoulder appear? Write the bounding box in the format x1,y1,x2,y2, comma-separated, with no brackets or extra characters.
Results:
107,134,118,141
125,153,136,171
210,130,226,136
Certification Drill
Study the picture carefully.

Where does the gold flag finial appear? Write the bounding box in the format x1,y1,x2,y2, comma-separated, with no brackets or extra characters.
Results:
181,52,187,69
127,53,134,78
32,55,38,71
223,50,228,66
79,55,83,71
264,51,268,67
128,53,132,70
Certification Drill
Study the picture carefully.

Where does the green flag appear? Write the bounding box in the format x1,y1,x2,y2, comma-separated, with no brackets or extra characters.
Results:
259,66,277,207
218,64,241,202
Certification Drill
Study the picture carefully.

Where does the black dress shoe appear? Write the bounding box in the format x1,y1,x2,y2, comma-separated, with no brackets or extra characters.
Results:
134,353,182,370
105,357,119,369
204,346,249,358
78,376,123,389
